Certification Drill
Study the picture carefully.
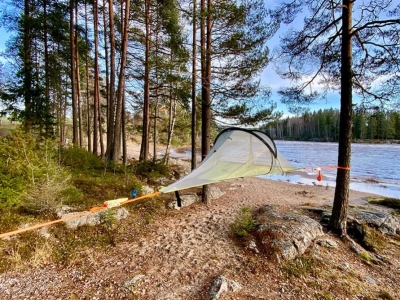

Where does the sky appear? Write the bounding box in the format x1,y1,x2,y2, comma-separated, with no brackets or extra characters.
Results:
261,63,341,116
0,28,9,53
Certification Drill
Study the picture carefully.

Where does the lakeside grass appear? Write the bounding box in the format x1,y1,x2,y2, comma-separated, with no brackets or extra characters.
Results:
367,197,400,213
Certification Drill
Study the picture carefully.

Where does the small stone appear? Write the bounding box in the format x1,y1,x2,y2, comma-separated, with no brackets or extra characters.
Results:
209,275,229,300
248,240,259,253
228,280,242,293
315,238,338,249
341,262,350,269
350,244,362,254
364,275,376,285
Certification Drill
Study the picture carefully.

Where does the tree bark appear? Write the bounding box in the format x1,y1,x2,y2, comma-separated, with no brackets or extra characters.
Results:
102,0,109,151
70,0,78,145
23,0,33,133
106,0,116,160
329,0,353,237
43,0,50,137
93,0,100,155
113,0,130,161
191,0,197,171
201,0,212,204
75,2,83,147
84,0,91,152
164,78,177,164
140,0,151,161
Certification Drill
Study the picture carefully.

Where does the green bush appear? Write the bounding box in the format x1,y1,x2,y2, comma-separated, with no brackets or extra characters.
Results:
230,207,256,237
133,159,170,180
0,130,75,213
59,146,105,170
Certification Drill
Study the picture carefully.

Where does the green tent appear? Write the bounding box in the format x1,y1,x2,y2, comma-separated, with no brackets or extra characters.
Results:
160,127,297,193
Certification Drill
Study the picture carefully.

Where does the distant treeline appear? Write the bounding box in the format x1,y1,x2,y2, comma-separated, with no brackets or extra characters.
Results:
264,108,400,142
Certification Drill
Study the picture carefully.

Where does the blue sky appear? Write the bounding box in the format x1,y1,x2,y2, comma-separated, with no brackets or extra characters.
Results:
261,63,341,116
0,28,9,53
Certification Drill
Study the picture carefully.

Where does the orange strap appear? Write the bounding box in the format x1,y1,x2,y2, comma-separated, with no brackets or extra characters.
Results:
120,191,160,205
303,166,350,171
0,192,160,239
322,166,351,171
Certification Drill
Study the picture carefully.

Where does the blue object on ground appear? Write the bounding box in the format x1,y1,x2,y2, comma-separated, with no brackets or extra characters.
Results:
131,189,137,199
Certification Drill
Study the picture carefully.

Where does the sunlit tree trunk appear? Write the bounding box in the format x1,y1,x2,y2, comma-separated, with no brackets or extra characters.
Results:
106,0,116,160
140,0,151,161
164,77,177,164
102,0,110,143
93,0,100,155
23,0,33,133
75,2,83,147
201,0,212,204
113,0,130,162
329,0,353,236
70,0,78,145
43,0,50,137
191,0,197,171
84,0,91,152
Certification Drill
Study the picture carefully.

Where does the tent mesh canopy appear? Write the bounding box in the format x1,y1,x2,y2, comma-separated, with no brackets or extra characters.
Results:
160,128,297,193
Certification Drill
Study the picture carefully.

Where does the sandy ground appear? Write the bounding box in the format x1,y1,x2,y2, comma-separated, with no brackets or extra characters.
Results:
0,144,398,299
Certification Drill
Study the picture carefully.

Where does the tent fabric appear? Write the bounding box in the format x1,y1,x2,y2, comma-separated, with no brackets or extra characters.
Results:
159,127,297,194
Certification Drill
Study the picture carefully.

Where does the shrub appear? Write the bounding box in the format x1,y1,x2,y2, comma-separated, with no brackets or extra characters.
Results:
22,173,71,214
0,130,75,212
59,146,105,170
133,159,170,180
367,197,400,213
230,207,256,237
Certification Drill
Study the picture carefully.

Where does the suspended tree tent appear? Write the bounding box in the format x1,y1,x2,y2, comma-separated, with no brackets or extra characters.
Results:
160,127,297,194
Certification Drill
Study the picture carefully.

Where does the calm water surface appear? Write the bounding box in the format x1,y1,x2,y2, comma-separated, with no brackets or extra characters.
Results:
267,141,400,198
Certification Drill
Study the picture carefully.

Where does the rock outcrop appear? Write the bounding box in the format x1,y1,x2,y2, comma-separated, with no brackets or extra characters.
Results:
61,207,129,229
252,205,324,260
354,211,400,235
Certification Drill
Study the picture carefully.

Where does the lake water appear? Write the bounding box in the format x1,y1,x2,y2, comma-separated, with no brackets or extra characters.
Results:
265,141,400,198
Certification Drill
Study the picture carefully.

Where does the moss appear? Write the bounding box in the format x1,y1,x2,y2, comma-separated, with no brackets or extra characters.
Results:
283,255,323,278
363,226,387,252
378,290,396,300
230,207,256,237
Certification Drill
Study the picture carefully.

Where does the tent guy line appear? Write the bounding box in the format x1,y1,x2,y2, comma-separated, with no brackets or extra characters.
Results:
0,127,349,239
0,192,161,239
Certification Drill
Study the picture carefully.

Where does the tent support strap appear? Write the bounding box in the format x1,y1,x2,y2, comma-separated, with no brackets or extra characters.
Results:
175,191,182,207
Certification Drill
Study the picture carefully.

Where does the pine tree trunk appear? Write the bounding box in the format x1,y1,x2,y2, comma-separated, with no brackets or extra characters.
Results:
201,0,212,204
329,0,353,237
70,0,78,145
75,3,83,147
164,81,177,165
102,0,109,151
43,0,51,137
106,0,116,160
23,0,33,133
93,0,100,155
84,0,91,152
191,0,197,171
113,0,130,161
140,0,151,161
